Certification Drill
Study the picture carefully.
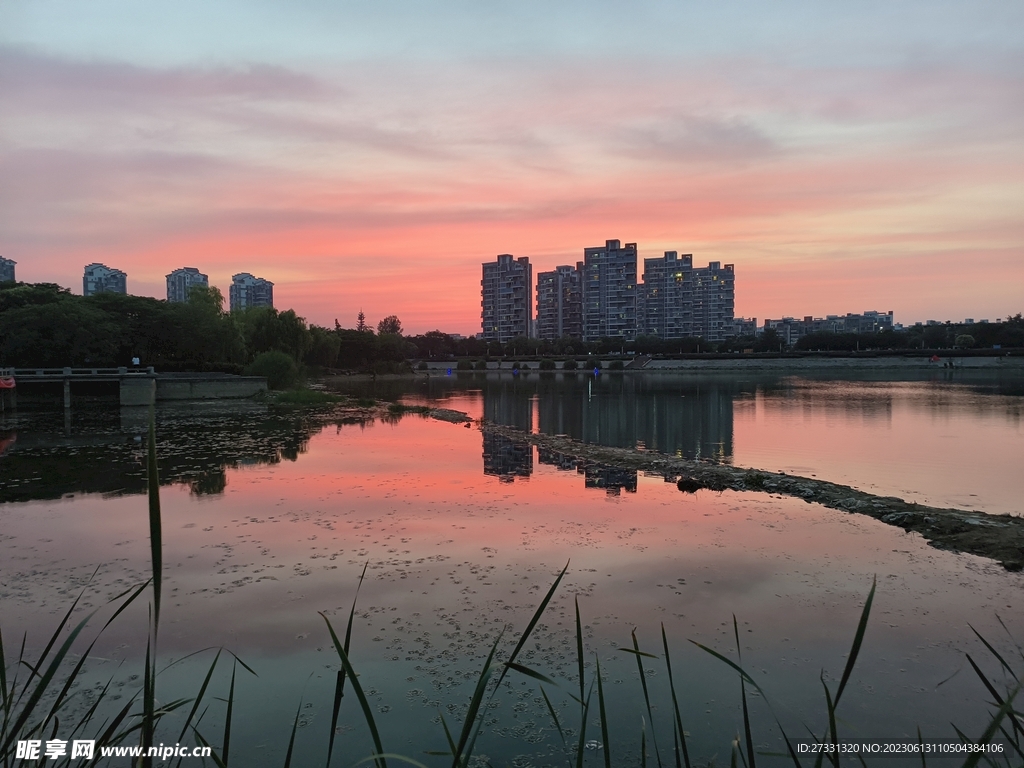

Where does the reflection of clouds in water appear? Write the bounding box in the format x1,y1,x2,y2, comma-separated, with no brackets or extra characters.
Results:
2,385,1023,761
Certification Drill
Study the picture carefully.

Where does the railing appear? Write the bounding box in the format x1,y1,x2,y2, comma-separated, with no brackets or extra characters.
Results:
11,367,157,377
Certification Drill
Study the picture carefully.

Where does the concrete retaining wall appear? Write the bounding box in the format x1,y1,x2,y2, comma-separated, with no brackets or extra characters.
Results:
156,376,267,401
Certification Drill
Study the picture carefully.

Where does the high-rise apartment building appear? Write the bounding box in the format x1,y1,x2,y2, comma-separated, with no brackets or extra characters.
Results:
536,264,583,340
0,256,15,283
229,273,274,312
691,261,735,342
166,267,209,303
640,251,695,339
639,252,735,342
581,240,637,342
481,254,532,342
83,263,127,296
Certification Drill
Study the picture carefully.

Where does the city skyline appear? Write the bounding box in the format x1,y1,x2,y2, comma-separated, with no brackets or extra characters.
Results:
2,2,1022,334
0,249,1010,334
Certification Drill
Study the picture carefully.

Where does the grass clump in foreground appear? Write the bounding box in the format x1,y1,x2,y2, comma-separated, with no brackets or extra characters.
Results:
2,420,1022,767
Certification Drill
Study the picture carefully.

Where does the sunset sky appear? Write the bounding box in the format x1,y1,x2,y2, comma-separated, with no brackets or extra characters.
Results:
2,1,1022,334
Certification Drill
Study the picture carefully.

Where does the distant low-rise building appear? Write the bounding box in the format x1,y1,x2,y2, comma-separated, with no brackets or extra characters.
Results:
83,263,127,296
0,256,15,283
229,273,274,312
765,310,895,345
733,317,757,337
166,267,209,303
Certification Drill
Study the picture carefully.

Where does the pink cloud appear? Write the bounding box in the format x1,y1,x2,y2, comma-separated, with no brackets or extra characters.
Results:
2,49,1021,332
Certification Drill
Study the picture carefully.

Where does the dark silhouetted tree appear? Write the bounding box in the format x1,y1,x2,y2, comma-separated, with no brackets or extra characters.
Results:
377,315,402,335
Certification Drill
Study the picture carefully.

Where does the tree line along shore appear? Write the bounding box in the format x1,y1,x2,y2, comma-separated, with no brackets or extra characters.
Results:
1,281,1021,388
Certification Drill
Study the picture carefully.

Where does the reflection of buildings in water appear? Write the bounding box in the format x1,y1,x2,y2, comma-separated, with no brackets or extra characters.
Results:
483,379,534,431
537,447,637,496
582,463,637,496
482,432,532,482
531,376,735,462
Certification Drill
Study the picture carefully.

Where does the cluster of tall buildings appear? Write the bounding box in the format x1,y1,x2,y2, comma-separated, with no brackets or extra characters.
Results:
10,260,275,312
482,239,736,343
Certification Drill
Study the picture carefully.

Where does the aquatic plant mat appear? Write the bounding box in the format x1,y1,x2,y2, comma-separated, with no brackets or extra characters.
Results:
480,422,1024,571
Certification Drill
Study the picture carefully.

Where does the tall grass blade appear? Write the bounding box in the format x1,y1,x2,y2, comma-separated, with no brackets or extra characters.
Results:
504,662,558,688
326,561,367,768
596,655,611,768
969,625,1019,682
631,630,663,768
690,639,804,768
734,617,756,768
661,624,691,768
574,687,592,768
575,596,586,707
178,649,222,742
689,642,761,689
997,725,1024,761
965,655,1023,738
439,711,457,757
495,561,569,689
222,661,237,767
320,613,388,768
0,610,100,756
192,727,228,768
0,628,8,714
833,576,875,708
142,639,155,768
539,685,566,751
282,697,303,768
641,718,648,768
42,582,149,728
451,633,503,768
326,670,344,768
962,685,1021,768
995,615,1024,667
820,678,838,768
147,415,163,630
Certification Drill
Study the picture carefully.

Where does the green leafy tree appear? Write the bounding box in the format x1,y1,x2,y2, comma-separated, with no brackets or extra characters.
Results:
377,315,402,336
0,301,121,366
306,325,341,367
244,350,299,389
237,307,311,362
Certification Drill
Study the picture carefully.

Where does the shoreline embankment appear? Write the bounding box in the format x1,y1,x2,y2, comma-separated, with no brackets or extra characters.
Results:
410,354,1024,374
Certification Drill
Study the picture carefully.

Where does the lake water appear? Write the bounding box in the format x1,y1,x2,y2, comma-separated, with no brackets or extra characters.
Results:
1,370,1022,766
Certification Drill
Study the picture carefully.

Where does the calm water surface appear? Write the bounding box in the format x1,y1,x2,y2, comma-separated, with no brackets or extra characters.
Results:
1,371,1022,766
